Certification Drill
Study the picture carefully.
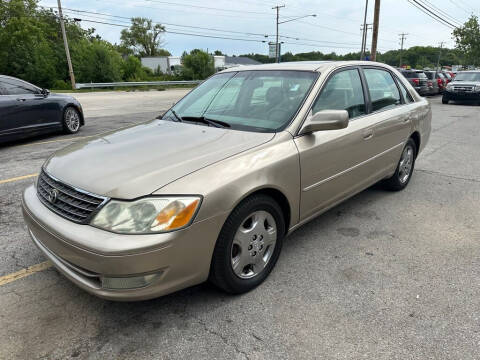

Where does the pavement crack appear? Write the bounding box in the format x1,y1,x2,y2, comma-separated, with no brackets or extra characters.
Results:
416,168,480,183
194,317,250,359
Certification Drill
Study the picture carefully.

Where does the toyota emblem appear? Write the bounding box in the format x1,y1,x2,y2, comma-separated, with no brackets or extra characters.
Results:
48,189,59,204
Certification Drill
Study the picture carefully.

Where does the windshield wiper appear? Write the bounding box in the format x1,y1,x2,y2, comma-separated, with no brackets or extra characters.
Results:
170,109,183,122
181,116,230,128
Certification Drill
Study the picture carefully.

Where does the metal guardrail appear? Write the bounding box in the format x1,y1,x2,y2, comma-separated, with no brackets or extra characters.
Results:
75,80,201,89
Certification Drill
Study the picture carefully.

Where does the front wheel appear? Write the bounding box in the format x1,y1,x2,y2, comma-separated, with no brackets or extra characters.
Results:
63,107,81,134
442,97,449,104
209,194,285,294
383,138,417,191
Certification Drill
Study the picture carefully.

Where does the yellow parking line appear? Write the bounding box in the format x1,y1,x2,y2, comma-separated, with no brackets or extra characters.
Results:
0,173,38,185
17,135,96,148
0,261,53,286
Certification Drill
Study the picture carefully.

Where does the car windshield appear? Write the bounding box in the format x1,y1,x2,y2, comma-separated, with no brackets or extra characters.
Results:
163,70,318,132
454,72,480,82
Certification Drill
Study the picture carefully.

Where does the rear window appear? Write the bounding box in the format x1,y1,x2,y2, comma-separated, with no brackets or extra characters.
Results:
424,72,434,80
402,71,426,79
415,72,427,79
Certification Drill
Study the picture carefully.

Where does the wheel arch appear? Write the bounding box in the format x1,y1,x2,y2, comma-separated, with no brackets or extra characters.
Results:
232,186,292,235
64,103,84,126
410,131,421,158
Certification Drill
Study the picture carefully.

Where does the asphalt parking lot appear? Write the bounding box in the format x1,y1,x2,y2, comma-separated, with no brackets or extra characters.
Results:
1,91,479,359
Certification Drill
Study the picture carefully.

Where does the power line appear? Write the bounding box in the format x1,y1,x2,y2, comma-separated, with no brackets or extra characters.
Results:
406,0,457,28
55,7,366,49
417,0,463,25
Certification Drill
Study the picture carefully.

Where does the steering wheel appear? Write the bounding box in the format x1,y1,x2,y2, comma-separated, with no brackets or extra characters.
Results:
267,106,290,121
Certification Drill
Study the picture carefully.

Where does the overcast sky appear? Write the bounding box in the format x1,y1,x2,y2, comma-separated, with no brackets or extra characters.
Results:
39,0,478,56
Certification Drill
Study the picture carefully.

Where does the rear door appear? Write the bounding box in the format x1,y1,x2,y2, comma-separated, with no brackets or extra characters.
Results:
360,67,412,173
1,77,53,134
0,79,24,138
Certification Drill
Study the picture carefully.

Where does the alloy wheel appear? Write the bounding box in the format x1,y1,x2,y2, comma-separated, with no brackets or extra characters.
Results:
65,108,80,133
231,210,277,279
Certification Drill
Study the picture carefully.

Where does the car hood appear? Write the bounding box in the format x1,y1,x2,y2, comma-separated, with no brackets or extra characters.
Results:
44,119,275,198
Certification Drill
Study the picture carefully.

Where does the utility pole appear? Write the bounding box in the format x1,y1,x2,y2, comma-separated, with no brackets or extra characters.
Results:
360,0,369,60
399,33,408,67
371,0,381,62
436,41,445,71
272,5,285,63
360,24,373,60
57,0,76,90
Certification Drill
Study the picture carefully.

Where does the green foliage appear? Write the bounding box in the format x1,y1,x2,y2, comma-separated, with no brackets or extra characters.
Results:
241,45,464,69
121,55,148,81
181,49,215,80
120,17,168,57
453,15,480,66
71,39,123,83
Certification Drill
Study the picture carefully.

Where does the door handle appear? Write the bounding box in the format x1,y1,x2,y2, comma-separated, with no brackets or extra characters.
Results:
16,98,26,102
363,129,374,140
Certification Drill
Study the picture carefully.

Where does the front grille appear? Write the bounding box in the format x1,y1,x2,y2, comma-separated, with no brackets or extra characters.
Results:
453,86,474,92
37,170,107,224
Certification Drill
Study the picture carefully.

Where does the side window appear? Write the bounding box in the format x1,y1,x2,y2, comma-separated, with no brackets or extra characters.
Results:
2,78,37,95
364,68,401,112
397,79,414,103
312,69,366,119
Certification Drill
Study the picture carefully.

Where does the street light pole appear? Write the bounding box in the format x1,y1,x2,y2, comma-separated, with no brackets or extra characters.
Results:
437,41,445,71
57,0,76,90
272,5,285,63
399,33,408,67
272,6,316,63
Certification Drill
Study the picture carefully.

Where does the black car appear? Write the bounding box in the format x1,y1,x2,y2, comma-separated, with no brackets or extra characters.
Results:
442,71,480,105
0,75,84,143
399,70,429,96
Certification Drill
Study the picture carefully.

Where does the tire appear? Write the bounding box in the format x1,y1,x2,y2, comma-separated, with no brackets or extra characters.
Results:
442,97,449,104
63,106,81,134
383,138,417,191
209,194,285,294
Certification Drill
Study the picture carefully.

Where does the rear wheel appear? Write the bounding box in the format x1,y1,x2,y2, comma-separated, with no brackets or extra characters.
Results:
383,138,417,191
63,107,81,134
209,194,285,294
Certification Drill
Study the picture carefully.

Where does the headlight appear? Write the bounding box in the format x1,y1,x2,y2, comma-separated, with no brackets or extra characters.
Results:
475,85,480,92
446,83,453,90
91,196,201,234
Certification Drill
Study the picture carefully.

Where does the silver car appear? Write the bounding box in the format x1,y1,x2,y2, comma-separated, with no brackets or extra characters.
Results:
22,61,431,301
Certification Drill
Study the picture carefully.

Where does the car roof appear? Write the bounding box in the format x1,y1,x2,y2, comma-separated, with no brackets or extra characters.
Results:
219,60,395,73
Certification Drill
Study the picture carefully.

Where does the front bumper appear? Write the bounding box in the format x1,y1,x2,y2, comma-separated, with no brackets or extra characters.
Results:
443,91,480,101
22,184,226,301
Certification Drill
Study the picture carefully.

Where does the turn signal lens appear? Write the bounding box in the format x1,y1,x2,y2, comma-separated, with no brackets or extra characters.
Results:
151,199,200,231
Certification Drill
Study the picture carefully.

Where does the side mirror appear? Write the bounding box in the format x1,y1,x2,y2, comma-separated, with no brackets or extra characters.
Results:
41,88,50,97
299,110,349,135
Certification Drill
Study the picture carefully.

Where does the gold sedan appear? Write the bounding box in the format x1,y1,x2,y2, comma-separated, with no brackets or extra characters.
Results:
22,61,431,300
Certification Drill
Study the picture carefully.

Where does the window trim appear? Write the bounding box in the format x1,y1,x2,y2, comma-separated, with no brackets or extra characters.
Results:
294,66,369,137
359,66,405,114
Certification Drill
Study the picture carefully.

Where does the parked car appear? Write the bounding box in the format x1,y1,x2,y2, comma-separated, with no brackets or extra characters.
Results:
22,61,431,301
424,71,444,95
442,71,453,84
442,70,480,104
0,75,84,143
399,69,429,96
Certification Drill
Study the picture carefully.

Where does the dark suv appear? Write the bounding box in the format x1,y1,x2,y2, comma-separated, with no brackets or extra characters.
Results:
400,70,429,96
442,71,480,104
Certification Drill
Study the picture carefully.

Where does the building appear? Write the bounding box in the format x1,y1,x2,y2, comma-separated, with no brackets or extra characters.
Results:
141,56,181,74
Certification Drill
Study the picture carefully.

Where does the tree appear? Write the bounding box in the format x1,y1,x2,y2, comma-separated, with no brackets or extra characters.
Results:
453,15,480,66
181,49,215,80
120,18,167,57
